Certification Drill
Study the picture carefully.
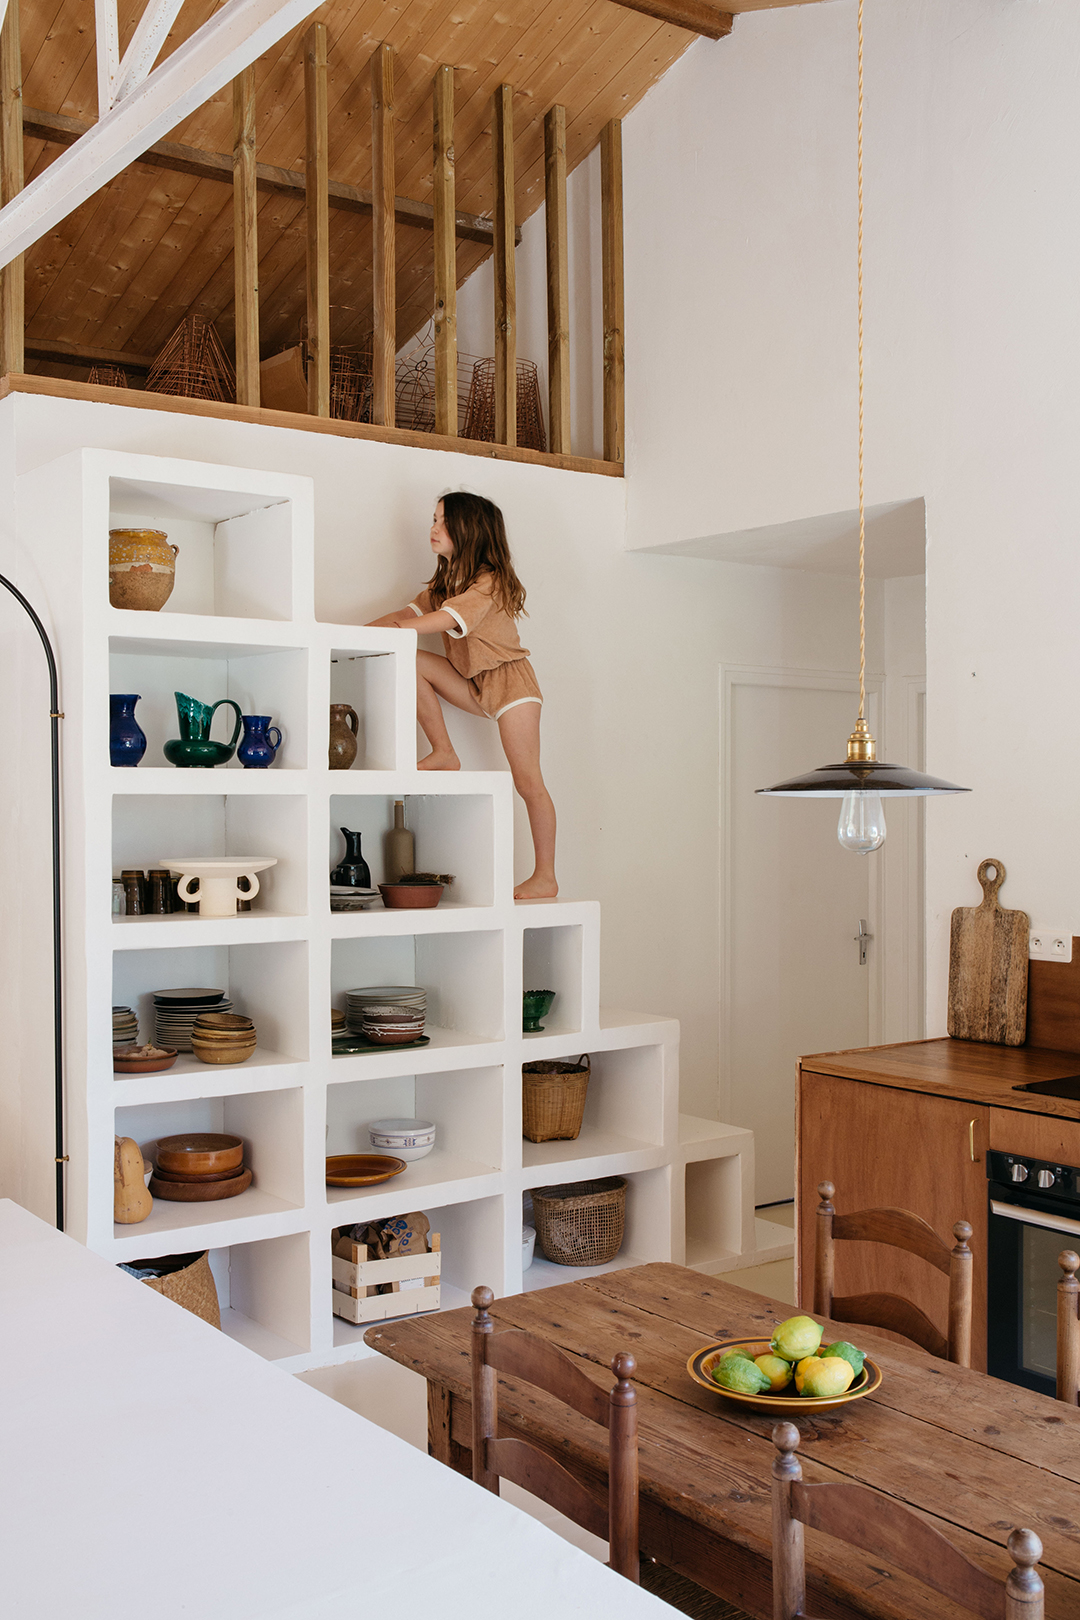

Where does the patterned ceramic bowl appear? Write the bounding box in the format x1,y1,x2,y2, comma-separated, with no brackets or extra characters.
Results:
367,1118,436,1161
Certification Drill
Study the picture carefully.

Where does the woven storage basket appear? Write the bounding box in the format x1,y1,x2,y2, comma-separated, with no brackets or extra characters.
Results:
137,1250,220,1328
522,1055,590,1143
531,1176,626,1266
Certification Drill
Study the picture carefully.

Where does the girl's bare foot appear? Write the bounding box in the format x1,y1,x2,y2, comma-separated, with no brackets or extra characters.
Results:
418,749,460,771
514,873,558,900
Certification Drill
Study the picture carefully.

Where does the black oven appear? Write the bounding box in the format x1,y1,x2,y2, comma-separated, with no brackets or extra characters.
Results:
987,1148,1080,1396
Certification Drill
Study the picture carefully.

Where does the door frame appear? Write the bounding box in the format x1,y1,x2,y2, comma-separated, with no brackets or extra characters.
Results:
718,665,887,1125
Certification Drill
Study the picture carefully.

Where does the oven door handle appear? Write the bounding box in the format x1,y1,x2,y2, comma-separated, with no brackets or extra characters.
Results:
991,1199,1080,1238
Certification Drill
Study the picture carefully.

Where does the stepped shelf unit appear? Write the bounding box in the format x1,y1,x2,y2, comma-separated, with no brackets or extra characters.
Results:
11,448,756,1372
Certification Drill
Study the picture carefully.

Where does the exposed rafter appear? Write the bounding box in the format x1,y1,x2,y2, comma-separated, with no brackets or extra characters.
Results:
0,0,325,272
115,0,189,106
608,0,733,38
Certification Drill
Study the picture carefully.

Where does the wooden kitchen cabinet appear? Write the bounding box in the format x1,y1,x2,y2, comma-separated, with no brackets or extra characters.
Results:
797,1069,990,1368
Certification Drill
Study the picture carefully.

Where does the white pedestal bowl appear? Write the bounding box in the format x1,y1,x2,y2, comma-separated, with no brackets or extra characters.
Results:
160,856,278,917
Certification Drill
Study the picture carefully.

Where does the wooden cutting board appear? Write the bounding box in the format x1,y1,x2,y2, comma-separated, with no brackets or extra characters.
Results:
948,858,1029,1045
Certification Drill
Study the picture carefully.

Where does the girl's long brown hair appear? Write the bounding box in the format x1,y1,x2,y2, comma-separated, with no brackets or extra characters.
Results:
427,491,527,617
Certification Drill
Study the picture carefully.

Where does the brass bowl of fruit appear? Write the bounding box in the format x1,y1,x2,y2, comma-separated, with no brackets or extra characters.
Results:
687,1315,882,1416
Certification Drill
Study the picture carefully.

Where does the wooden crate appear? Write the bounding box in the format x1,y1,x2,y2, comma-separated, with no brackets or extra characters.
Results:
331,1233,441,1324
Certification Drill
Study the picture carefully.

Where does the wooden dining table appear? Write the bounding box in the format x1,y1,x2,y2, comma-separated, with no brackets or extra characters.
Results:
365,1262,1080,1620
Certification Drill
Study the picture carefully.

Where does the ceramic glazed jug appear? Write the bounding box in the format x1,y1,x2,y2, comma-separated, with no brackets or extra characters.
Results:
329,704,359,770
237,714,282,768
108,528,179,611
330,829,371,888
163,692,243,767
109,694,147,767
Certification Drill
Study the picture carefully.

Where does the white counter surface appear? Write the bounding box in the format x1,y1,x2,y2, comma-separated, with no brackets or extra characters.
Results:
0,1200,668,1617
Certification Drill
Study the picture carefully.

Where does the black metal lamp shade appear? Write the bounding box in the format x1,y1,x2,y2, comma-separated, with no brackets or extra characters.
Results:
757,760,971,798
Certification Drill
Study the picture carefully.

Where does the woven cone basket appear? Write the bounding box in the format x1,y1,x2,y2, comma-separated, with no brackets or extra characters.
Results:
138,1250,220,1328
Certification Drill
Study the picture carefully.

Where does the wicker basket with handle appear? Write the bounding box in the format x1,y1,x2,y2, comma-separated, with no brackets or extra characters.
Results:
530,1176,626,1266
134,1250,220,1328
522,1055,590,1143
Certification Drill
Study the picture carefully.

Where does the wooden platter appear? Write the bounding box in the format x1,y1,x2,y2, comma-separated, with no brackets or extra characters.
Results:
948,858,1029,1045
325,1154,407,1187
686,1337,882,1416
148,1168,253,1202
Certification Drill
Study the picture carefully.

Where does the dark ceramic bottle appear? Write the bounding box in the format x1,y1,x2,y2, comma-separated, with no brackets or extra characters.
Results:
330,828,371,888
237,714,282,768
110,694,147,767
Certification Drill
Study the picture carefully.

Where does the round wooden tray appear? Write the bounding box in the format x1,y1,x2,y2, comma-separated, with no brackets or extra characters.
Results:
325,1154,407,1187
155,1132,244,1175
686,1337,882,1415
113,1047,178,1074
149,1167,252,1202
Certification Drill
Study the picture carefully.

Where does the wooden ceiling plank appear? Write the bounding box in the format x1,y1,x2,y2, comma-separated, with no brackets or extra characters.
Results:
24,334,156,367
605,0,733,39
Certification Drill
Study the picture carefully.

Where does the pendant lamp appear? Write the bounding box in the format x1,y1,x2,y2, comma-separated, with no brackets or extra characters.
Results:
757,0,968,853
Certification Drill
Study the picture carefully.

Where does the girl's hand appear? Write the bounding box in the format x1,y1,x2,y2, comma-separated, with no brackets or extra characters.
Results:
366,608,457,634
365,610,417,628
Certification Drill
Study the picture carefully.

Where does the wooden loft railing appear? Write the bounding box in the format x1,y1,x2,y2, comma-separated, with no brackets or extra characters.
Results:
2,9,626,477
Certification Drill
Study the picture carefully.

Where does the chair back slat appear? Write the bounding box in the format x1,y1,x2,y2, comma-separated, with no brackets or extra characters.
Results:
488,1435,610,1541
830,1291,948,1359
832,1206,951,1275
487,1328,611,1426
792,1480,1005,1620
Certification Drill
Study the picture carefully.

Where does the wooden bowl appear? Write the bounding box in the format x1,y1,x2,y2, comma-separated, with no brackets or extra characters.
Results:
325,1154,407,1187
686,1338,882,1415
113,1046,178,1074
155,1133,244,1176
149,1167,253,1202
150,1162,248,1184
378,883,443,909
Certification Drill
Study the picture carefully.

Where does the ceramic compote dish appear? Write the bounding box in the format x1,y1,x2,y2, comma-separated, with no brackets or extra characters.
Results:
159,856,278,917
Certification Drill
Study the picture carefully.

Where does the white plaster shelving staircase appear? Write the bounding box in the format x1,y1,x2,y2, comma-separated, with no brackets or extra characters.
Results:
11,447,760,1372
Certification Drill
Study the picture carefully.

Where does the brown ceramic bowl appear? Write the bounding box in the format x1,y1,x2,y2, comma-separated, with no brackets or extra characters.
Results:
189,1028,257,1044
360,1024,426,1045
155,1132,244,1176
378,883,443,910
190,1040,257,1065
193,1013,255,1033
113,1046,178,1075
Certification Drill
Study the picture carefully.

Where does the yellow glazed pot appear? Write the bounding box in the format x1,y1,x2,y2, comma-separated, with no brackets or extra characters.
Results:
109,528,179,611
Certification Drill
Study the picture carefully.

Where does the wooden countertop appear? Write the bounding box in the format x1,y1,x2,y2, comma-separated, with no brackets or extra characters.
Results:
799,1036,1080,1119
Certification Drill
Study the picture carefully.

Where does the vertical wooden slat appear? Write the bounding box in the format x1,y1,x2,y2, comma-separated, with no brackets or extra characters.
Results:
600,117,625,464
492,83,516,447
432,64,457,437
0,0,23,376
232,65,259,407
544,104,570,456
371,42,396,428
304,21,329,417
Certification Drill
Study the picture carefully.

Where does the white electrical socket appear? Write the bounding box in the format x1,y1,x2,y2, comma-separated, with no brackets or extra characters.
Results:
1028,930,1074,963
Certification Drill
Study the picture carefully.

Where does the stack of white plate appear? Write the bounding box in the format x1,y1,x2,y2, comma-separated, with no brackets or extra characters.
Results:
153,988,233,1052
112,1006,138,1046
345,985,426,1034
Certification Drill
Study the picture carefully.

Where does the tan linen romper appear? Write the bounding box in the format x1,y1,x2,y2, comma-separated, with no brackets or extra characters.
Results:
409,572,543,720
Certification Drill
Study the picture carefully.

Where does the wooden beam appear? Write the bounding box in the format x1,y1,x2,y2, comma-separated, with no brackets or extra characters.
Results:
370,42,396,429
232,64,259,406
432,64,456,438
304,20,329,417
24,339,154,370
94,0,120,114
492,83,516,448
600,118,625,465
0,0,22,375
544,104,570,457
21,107,516,247
607,0,733,37
114,0,186,104
0,0,327,272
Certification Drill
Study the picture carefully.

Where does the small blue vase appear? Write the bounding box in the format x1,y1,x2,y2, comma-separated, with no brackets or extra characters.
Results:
110,694,146,767
237,714,282,768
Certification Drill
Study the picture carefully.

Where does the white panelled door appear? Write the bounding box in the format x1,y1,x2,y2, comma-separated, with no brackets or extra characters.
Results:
723,671,881,1205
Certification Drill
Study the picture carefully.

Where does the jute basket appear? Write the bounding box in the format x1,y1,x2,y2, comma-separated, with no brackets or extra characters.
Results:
137,1250,220,1328
522,1055,590,1143
531,1176,626,1266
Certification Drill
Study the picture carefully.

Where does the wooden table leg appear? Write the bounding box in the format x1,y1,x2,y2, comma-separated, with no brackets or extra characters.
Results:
427,1380,471,1476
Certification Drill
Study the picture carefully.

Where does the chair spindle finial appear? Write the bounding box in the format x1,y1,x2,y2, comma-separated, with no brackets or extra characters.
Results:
817,1181,835,1209
1006,1527,1045,1610
771,1420,803,1483
611,1349,637,1386
952,1219,973,1252
472,1284,494,1318
1058,1250,1080,1283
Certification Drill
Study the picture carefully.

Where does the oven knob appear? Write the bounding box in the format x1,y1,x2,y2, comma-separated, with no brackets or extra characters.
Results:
1011,1162,1029,1183
1037,1169,1057,1189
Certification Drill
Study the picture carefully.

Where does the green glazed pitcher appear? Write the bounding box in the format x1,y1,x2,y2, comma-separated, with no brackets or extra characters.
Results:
163,691,243,767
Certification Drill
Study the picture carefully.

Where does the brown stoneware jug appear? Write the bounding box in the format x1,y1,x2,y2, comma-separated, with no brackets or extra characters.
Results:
329,704,359,770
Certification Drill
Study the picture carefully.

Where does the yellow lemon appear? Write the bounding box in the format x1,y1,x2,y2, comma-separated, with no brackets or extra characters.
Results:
753,1354,793,1392
797,1356,857,1398
771,1315,824,1363
793,1356,818,1393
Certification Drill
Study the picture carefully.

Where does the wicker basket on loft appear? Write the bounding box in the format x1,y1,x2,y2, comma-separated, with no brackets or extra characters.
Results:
87,365,128,388
462,357,547,452
145,313,236,403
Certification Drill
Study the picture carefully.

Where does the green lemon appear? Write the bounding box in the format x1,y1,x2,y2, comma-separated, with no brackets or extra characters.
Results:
770,1315,824,1364
712,1355,771,1395
717,1345,755,1366
820,1341,865,1377
754,1353,793,1392
797,1356,856,1398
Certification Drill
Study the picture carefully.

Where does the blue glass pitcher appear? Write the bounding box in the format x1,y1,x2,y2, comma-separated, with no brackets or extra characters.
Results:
109,693,146,767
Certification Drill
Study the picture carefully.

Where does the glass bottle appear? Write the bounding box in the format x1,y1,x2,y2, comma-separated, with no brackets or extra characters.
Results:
385,800,415,883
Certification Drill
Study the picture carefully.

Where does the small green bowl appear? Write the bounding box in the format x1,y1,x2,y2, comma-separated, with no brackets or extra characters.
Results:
523,989,556,1032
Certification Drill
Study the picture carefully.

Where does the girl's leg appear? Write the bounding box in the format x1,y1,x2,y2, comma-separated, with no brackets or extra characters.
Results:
416,649,487,770
497,702,557,899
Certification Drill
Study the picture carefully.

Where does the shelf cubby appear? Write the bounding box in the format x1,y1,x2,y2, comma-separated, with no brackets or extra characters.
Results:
683,1155,747,1271
210,1231,313,1360
330,929,504,1046
327,1064,504,1174
328,791,495,907
521,1165,672,1296
109,634,308,770
523,925,584,1037
329,648,400,770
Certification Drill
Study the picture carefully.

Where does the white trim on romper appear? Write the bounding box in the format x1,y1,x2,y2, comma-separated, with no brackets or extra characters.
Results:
444,607,468,638
407,602,423,616
492,695,543,720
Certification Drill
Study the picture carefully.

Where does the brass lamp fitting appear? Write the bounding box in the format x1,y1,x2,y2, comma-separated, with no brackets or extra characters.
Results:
846,717,877,763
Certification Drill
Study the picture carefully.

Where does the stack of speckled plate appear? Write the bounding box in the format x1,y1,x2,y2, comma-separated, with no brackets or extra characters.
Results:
112,1006,138,1046
345,986,425,1033
153,988,232,1053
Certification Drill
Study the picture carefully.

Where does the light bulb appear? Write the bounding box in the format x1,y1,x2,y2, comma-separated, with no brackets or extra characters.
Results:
837,789,886,854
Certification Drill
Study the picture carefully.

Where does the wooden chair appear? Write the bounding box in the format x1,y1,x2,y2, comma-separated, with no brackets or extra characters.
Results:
1057,1249,1079,1404
814,1180,973,1366
470,1285,639,1580
772,1422,1044,1619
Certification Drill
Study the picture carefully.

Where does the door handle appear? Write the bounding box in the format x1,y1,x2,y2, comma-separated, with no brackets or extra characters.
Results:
855,919,871,967
970,1119,978,1163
